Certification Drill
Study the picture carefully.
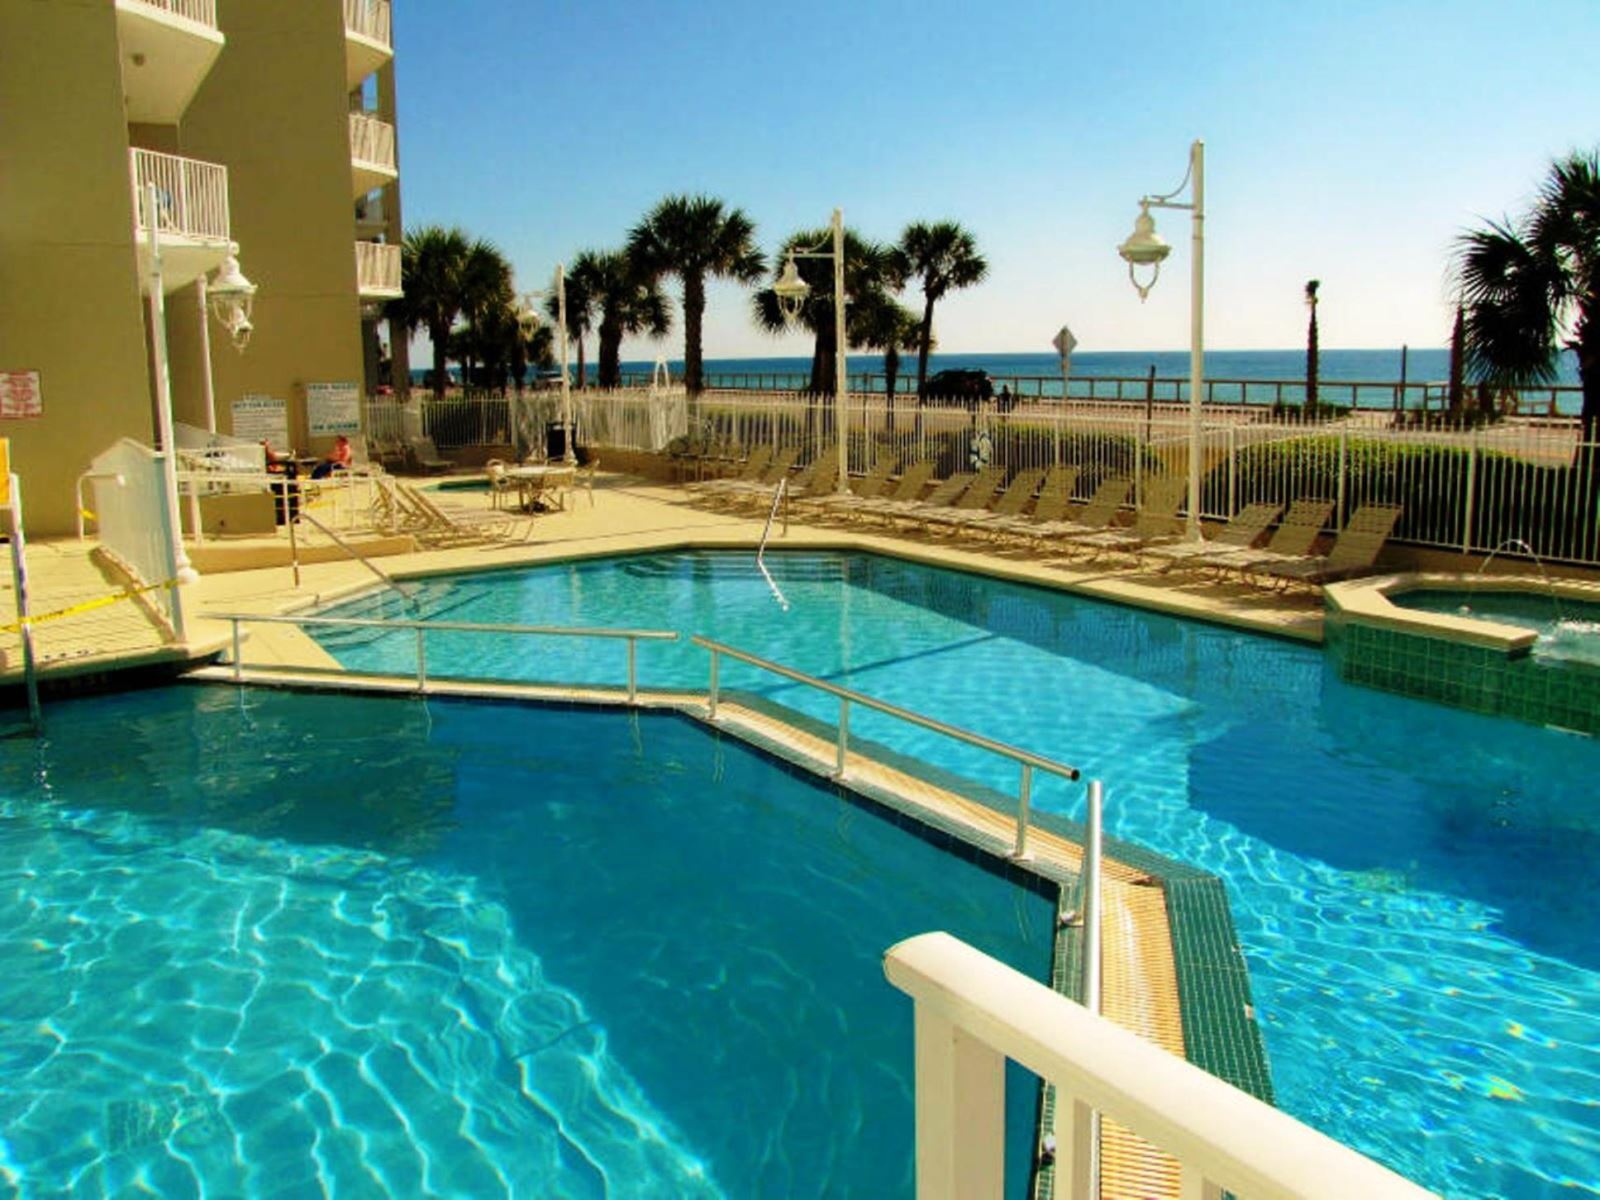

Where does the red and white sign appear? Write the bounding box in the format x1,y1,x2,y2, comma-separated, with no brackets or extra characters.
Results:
0,371,42,418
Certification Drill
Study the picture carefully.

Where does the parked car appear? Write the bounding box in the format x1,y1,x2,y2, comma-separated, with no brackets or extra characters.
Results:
920,369,994,403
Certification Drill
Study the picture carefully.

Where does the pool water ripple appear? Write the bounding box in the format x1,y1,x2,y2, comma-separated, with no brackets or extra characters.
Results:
315,550,1600,1200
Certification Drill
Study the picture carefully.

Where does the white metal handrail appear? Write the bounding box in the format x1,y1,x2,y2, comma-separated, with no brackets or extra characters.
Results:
130,149,229,242
693,636,1080,858
885,932,1439,1200
355,241,401,293
123,0,218,28
343,0,392,46
348,112,397,170
216,612,677,701
755,480,790,611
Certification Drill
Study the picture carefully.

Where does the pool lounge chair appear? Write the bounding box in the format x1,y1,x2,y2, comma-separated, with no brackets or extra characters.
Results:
698,446,801,506
981,466,1082,540
1142,501,1283,570
819,460,935,522
850,452,899,498
915,466,1010,533
1252,503,1404,589
1187,498,1336,576
1028,475,1132,546
394,481,527,545
873,471,977,528
687,444,772,493
934,468,1046,537
1064,476,1188,559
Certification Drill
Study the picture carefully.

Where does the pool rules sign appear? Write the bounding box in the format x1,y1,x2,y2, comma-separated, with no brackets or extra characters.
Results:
0,370,42,418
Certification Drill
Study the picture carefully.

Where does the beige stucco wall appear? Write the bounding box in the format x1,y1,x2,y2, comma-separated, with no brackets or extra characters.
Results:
168,0,365,457
0,0,154,535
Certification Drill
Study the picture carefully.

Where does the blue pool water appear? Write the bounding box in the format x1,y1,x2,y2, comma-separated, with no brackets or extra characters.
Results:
1393,588,1600,666
317,551,1600,1199
0,688,1053,1197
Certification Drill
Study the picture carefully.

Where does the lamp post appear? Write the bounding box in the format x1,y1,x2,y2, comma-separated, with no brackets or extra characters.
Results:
772,208,850,493
142,181,201,640
519,266,575,464
1119,139,1205,540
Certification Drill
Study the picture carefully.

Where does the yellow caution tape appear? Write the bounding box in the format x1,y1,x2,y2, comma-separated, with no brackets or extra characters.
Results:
79,508,96,521
0,577,178,634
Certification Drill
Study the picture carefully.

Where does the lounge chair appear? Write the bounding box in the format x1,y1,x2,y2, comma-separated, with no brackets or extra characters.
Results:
1142,501,1283,571
1028,475,1132,545
698,445,800,505
982,466,1081,540
873,471,977,528
929,468,1046,537
1188,498,1336,576
405,435,452,475
687,445,772,493
816,460,934,522
915,466,1010,533
1064,476,1188,558
1252,503,1404,588
393,481,527,545
850,452,899,498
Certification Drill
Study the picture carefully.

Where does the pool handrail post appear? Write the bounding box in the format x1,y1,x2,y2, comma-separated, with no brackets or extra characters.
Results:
1012,763,1033,859
1077,778,1106,1198
708,647,720,718
231,617,242,682
627,637,637,703
415,626,426,692
836,696,850,777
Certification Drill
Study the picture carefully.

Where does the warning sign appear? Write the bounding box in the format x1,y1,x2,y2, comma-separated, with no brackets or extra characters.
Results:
0,371,42,418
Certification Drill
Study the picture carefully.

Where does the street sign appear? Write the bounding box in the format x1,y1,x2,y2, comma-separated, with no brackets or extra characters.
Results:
1052,326,1078,361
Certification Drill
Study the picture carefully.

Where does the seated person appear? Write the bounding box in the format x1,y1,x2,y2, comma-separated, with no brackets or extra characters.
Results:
261,439,292,475
310,434,352,479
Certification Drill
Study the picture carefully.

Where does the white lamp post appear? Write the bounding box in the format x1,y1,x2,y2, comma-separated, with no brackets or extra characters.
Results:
772,208,850,494
142,181,201,640
1119,139,1205,540
518,266,575,464
195,245,256,434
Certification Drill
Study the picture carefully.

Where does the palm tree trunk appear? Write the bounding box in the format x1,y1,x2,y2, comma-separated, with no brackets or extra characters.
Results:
598,316,622,389
574,336,587,392
683,273,706,396
1306,306,1319,415
915,297,935,440
885,347,899,435
430,320,448,400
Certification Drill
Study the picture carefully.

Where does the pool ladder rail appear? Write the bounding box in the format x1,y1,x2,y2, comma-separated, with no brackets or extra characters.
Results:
756,478,790,611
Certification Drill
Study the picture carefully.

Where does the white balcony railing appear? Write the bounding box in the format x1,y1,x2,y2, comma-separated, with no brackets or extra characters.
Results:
356,241,402,297
885,933,1440,1200
343,0,393,48
348,112,397,172
129,148,230,242
123,0,218,30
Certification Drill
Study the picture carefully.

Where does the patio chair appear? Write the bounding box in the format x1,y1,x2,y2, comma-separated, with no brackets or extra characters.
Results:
394,481,526,545
812,460,935,522
1142,501,1283,571
915,466,1010,532
871,471,977,528
930,468,1047,537
1188,498,1336,575
851,451,899,498
484,459,519,510
1252,503,1404,589
687,444,772,493
1027,475,1132,545
716,445,834,511
405,435,452,475
983,466,1081,540
698,445,800,505
1063,475,1189,559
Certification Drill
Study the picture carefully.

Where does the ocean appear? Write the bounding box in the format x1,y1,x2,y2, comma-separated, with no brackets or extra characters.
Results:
413,348,1583,411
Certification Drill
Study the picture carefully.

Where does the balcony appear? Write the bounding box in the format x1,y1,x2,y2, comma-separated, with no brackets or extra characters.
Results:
356,241,402,301
115,0,225,124
343,0,393,88
354,193,389,238
130,148,232,292
348,112,398,198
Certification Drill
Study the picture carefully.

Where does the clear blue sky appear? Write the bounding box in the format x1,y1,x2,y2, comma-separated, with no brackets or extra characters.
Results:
392,0,1600,363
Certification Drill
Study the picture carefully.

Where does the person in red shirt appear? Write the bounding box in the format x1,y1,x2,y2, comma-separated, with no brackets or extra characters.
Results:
310,434,352,479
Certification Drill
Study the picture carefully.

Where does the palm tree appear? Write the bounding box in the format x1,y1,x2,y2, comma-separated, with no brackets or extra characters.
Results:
894,221,988,396
1304,279,1320,416
627,195,764,395
392,225,471,398
574,250,672,388
547,260,595,390
1455,149,1600,442
751,227,901,394
854,295,922,432
455,239,513,386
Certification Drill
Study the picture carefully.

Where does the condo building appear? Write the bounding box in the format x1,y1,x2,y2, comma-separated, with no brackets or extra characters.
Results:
0,0,406,534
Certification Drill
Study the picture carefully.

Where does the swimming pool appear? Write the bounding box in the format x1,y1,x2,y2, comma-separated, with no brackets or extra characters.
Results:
317,550,1600,1200
1392,587,1600,666
0,687,1053,1197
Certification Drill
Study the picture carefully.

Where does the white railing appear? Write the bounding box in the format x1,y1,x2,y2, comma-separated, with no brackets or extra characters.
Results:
348,112,397,172
343,0,392,47
885,932,1438,1200
355,240,401,295
129,149,229,242
123,0,218,29
81,439,178,629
